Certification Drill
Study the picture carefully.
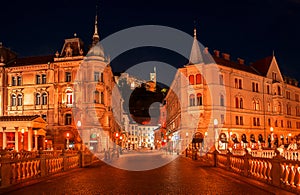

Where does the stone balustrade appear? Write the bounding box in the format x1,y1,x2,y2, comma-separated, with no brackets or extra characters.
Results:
0,150,94,187
207,149,300,193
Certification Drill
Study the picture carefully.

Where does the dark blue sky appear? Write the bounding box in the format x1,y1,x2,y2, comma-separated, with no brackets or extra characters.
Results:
1,0,300,80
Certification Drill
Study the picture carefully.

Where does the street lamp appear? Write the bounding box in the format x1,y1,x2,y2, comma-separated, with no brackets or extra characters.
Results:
66,133,70,150
214,119,218,150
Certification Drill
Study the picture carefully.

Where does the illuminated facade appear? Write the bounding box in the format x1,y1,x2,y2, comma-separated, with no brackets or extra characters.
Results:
165,28,300,151
0,16,121,151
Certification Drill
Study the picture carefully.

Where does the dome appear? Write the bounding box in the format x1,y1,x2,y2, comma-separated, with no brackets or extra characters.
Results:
87,42,105,58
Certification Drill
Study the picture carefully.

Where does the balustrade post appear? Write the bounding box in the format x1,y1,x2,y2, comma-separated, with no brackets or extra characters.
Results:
226,150,232,171
271,150,283,187
243,149,251,177
63,153,68,171
213,149,218,167
40,151,47,177
1,155,12,187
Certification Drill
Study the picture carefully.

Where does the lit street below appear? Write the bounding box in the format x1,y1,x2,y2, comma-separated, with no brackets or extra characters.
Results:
1,154,288,195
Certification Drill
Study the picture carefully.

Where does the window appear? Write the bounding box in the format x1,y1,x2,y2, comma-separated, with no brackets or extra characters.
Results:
219,74,224,85
94,72,99,82
235,116,239,125
94,91,99,103
240,98,243,109
267,85,270,94
268,118,271,126
36,75,41,84
275,120,278,127
65,72,71,82
12,77,16,86
235,97,239,108
42,74,47,84
253,100,260,110
100,73,104,82
281,120,284,128
252,82,255,92
272,72,277,81
220,95,224,106
256,83,258,92
253,117,260,126
252,82,258,92
189,75,194,85
287,120,292,128
17,76,22,86
65,114,72,125
267,102,271,112
66,90,73,104
196,74,202,84
277,86,281,95
196,93,202,106
42,93,47,105
278,102,282,113
17,94,22,106
189,94,195,106
11,94,16,106
296,106,300,116
234,78,238,88
240,116,243,125
36,93,41,105
238,79,242,89
297,122,300,129
296,94,299,102
286,91,290,99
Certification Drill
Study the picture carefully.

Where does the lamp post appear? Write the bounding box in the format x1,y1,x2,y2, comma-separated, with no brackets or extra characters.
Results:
214,119,218,150
66,133,70,150
21,128,25,151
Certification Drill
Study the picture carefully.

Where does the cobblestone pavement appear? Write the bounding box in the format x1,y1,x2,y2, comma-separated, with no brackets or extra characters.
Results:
0,155,295,195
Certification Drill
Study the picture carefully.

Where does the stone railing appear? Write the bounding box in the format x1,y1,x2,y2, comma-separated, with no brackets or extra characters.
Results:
0,150,95,187
207,149,300,193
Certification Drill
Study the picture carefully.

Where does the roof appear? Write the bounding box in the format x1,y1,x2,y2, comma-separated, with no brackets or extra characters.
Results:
250,56,273,76
212,55,260,75
0,115,41,121
7,55,54,67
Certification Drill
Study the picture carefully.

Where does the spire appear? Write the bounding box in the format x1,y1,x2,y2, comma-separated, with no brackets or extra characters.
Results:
92,6,100,46
189,27,203,65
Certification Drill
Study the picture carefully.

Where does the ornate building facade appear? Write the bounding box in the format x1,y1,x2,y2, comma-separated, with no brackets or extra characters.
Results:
165,28,300,152
0,16,121,151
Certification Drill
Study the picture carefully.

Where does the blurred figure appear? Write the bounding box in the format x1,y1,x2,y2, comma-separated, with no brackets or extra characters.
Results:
287,139,297,150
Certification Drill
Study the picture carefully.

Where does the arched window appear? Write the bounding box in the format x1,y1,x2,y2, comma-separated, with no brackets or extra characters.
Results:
66,90,73,104
277,86,281,95
42,93,47,105
196,93,202,106
17,94,22,106
94,91,100,103
278,102,282,113
220,95,225,106
196,74,202,84
240,98,243,109
36,93,40,105
235,97,239,108
189,75,194,85
189,94,195,106
256,101,260,110
267,102,271,112
11,94,16,106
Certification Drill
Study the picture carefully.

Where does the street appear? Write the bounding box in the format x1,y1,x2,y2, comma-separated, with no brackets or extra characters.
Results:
1,153,290,195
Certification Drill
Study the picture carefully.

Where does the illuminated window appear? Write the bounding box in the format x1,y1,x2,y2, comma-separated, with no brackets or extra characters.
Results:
17,76,22,86
189,75,194,85
12,77,16,86
65,72,71,82
66,90,73,104
196,74,202,84
17,94,22,106
36,93,41,105
65,114,72,125
196,93,202,106
189,94,195,106
11,94,16,106
42,93,47,105
36,75,41,84
42,74,47,84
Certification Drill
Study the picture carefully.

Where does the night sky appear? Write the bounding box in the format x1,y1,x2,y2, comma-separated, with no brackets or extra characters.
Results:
1,0,300,80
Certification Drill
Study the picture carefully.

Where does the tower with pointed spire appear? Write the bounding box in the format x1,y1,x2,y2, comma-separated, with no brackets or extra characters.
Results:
92,14,100,46
188,28,203,65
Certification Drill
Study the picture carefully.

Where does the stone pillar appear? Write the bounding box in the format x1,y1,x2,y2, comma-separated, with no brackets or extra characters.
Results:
15,131,19,151
271,151,283,187
3,130,6,149
34,133,38,150
28,127,32,151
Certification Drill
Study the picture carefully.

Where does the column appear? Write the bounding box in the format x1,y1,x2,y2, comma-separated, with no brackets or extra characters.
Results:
2,129,6,149
28,127,32,151
34,133,38,150
15,131,19,152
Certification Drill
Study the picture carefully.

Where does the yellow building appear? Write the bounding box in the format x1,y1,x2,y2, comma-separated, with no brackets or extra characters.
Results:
0,15,121,151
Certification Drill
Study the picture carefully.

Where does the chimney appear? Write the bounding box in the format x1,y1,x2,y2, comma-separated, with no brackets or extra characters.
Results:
213,50,220,57
222,53,230,60
203,47,209,54
237,58,245,65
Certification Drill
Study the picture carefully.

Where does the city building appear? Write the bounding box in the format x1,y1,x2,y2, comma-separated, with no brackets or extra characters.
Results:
0,14,121,151
165,28,300,152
